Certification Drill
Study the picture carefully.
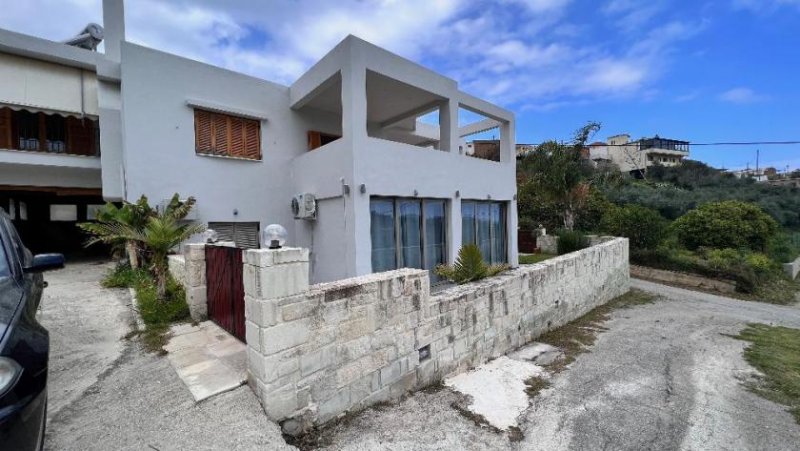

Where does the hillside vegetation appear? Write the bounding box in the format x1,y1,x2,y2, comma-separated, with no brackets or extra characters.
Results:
517,128,800,304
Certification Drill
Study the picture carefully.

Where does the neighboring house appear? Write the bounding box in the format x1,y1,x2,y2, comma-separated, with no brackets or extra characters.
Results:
0,0,518,283
590,134,690,175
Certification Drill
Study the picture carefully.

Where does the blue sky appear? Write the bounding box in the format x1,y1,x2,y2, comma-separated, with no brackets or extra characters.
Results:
2,0,798,171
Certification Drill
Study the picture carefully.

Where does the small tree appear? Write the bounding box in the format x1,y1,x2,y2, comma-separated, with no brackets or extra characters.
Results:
435,244,509,284
518,122,600,230
672,200,779,252
80,196,154,268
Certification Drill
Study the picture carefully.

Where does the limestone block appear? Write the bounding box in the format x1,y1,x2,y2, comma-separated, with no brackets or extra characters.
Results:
261,318,312,355
281,298,318,322
184,243,206,262
245,296,278,327
245,321,262,353
318,388,351,424
257,263,310,300
184,260,206,287
273,247,310,264
300,344,336,377
259,382,298,420
379,360,403,387
243,249,275,267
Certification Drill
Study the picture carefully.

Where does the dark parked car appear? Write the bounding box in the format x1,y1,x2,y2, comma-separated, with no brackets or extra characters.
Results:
0,211,64,450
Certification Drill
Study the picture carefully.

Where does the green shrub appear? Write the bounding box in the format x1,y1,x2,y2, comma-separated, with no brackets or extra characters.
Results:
556,230,588,255
672,201,779,252
135,275,190,326
435,244,509,284
600,204,668,250
767,232,800,263
102,263,148,288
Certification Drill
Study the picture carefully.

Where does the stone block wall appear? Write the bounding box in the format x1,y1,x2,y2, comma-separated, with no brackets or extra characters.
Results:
245,238,629,434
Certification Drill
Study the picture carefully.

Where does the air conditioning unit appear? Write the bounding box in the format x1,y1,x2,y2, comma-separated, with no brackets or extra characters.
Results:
291,193,317,220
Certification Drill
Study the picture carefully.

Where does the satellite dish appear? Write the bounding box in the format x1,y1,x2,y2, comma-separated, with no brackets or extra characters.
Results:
62,23,104,51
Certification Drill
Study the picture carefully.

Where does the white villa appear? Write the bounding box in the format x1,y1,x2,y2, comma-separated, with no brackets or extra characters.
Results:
0,0,518,283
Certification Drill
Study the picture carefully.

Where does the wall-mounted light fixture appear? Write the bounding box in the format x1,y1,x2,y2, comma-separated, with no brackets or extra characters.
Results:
455,190,460,198
487,194,492,200
359,184,366,194
413,189,419,197
233,208,239,216
262,224,288,249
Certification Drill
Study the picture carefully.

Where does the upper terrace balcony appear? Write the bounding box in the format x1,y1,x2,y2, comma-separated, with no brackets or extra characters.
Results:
288,36,514,173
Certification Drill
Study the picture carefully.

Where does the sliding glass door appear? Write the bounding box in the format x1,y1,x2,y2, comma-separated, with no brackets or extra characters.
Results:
461,200,506,264
370,199,397,272
369,197,448,280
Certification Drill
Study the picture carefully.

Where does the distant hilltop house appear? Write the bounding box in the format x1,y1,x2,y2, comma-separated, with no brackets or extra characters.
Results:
589,134,690,175
513,134,689,176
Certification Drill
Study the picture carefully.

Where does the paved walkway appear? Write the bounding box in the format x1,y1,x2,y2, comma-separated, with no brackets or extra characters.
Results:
164,321,248,401
40,261,294,451
317,281,800,450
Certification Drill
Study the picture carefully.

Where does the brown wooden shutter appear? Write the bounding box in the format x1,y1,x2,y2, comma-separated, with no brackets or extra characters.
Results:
194,110,213,153
0,108,11,149
214,113,230,156
229,117,244,158
243,119,260,160
307,131,322,151
194,109,260,160
66,117,95,156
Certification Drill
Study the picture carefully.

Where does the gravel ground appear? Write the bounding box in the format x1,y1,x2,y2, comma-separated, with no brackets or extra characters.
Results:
319,280,800,450
39,261,294,451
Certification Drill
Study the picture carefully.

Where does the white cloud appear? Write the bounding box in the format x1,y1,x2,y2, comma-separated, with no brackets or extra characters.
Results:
0,0,703,109
718,87,767,104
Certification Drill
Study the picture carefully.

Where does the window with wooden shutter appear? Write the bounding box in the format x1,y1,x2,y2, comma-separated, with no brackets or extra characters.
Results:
194,109,261,160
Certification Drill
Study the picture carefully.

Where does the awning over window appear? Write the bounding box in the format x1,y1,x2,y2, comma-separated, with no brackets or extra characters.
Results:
0,52,98,118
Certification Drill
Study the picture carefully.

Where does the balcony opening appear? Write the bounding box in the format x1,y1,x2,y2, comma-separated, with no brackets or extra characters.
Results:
296,72,343,152
366,70,445,149
459,107,501,162
0,107,100,156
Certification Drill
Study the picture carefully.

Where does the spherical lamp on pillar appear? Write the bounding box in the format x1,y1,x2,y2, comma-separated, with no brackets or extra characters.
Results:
262,224,288,249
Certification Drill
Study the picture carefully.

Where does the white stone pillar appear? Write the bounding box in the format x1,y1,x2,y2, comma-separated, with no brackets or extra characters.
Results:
439,98,459,152
183,243,207,321
243,247,311,423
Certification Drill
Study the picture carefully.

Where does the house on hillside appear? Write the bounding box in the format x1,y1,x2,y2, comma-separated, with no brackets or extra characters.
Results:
0,0,518,283
589,134,690,175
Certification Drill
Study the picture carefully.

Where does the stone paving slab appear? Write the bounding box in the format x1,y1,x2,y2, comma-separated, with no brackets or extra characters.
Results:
164,321,248,402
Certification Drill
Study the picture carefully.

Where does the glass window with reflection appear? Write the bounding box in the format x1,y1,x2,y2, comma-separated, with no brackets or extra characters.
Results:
461,200,506,264
369,197,448,282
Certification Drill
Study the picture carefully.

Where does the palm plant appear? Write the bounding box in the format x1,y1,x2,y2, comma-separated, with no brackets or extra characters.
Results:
435,244,509,284
79,196,154,268
79,194,203,301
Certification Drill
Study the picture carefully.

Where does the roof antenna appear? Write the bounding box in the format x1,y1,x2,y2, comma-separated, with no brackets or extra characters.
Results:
62,23,104,51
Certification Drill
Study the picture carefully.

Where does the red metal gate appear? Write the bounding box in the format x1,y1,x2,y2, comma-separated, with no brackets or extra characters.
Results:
205,245,246,342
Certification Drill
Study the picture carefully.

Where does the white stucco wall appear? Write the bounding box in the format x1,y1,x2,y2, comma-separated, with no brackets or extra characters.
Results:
119,42,303,242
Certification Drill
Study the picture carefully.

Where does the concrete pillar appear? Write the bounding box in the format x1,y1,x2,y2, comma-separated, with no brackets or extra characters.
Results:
183,243,207,321
439,98,459,153
243,247,311,424
102,0,125,62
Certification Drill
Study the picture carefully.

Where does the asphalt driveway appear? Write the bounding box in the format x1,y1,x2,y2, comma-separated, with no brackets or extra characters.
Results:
316,279,800,450
39,261,293,451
